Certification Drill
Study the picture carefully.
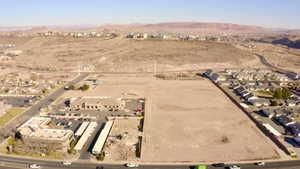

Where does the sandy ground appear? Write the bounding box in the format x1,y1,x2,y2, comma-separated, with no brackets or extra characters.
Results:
1,37,261,72
62,76,280,162
103,119,142,162
252,42,300,73
141,80,279,162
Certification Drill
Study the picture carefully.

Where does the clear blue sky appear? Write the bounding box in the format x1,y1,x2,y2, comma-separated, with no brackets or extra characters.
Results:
1,0,299,29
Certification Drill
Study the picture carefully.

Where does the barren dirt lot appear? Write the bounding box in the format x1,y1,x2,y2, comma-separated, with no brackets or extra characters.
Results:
142,80,279,162
253,42,300,73
103,119,142,162
1,36,261,72
63,76,280,162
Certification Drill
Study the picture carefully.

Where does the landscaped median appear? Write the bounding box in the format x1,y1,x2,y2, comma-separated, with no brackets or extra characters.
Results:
0,108,26,127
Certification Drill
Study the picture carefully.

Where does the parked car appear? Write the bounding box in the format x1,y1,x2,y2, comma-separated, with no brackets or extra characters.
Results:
212,163,225,167
29,164,41,169
255,162,265,166
62,161,72,166
125,162,139,168
228,165,241,169
96,166,104,169
195,165,207,169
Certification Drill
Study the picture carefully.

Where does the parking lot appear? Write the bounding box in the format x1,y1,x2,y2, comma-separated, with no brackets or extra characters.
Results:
0,96,38,107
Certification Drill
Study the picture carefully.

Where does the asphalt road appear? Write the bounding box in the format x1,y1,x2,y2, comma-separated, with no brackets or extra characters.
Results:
2,154,300,169
256,54,297,79
0,73,89,142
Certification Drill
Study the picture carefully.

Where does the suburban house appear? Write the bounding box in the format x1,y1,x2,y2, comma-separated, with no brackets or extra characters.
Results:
288,123,300,137
249,98,270,107
275,115,296,127
259,109,274,118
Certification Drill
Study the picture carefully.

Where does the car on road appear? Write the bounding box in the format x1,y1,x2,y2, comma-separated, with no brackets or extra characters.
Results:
28,164,41,169
212,163,225,167
96,166,104,169
193,165,207,169
255,162,265,166
62,161,72,166
228,165,241,169
125,162,139,168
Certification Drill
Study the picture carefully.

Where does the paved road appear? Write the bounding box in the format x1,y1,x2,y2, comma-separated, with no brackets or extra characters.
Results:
256,54,297,79
0,73,89,141
2,154,300,169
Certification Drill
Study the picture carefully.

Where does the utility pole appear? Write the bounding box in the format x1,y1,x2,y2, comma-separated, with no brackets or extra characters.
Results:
154,60,157,80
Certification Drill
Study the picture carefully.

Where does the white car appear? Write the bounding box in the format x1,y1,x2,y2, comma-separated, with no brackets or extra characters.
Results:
256,162,266,166
125,162,139,168
29,164,41,169
229,165,241,169
62,161,72,166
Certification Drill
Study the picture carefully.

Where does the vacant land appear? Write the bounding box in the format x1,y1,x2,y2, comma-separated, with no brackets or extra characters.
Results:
0,36,261,72
0,107,25,126
62,76,280,162
141,80,279,162
103,119,142,162
251,42,300,73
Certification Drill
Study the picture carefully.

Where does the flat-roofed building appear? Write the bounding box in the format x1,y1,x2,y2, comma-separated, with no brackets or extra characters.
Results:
70,96,125,111
16,117,74,154
92,120,114,154
74,121,97,151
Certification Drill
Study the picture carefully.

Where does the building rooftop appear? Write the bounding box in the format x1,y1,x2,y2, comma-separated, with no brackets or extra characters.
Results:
71,97,124,106
18,117,73,141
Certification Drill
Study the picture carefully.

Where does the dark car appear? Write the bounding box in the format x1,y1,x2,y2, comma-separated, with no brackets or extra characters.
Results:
96,166,104,169
212,163,225,167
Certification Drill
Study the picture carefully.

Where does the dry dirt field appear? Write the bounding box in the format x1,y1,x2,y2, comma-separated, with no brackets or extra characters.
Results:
0,36,261,72
103,118,142,162
141,79,279,162
252,42,300,73
62,76,280,162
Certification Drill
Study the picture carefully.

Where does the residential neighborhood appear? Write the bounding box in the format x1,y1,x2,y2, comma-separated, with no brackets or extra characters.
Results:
204,68,300,156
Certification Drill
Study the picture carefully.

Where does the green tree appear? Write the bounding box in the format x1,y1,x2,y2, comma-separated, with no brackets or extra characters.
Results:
15,131,22,140
42,88,48,94
273,88,283,99
69,85,75,90
271,100,279,106
282,87,291,100
96,152,105,161
79,84,90,91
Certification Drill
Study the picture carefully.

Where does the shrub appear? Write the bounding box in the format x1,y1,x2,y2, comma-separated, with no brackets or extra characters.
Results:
271,100,278,106
79,84,90,91
96,152,105,161
273,88,283,99
69,85,75,90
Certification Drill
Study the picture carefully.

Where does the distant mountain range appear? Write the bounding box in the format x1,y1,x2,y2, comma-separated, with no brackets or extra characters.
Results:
0,25,96,32
0,22,299,35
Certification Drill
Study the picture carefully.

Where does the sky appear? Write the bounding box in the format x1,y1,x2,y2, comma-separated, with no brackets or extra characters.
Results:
1,0,299,29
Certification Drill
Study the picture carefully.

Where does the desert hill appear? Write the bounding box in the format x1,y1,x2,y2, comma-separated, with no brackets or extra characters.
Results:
0,36,261,72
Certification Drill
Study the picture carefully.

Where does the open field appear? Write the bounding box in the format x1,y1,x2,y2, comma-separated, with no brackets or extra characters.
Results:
62,76,280,162
103,118,142,162
0,108,25,126
0,37,261,72
141,79,279,162
250,42,300,73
